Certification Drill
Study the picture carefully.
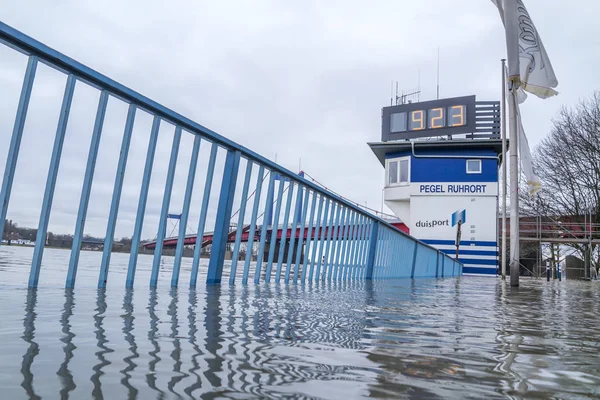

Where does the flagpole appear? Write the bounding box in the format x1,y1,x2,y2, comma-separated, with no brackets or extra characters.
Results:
501,59,507,281
508,82,520,287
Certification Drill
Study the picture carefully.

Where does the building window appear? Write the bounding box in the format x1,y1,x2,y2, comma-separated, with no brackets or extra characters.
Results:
386,157,410,186
388,160,398,184
466,159,482,174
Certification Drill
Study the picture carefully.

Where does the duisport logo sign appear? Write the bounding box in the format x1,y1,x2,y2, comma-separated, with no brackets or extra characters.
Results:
415,209,466,229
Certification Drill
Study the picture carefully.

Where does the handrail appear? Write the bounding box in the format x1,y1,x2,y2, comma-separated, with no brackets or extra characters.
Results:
0,21,463,287
0,21,443,251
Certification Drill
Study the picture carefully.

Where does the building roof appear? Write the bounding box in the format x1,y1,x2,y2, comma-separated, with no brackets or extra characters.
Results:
367,139,506,166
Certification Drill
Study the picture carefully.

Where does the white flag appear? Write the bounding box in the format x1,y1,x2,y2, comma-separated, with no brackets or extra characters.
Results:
517,109,542,195
491,0,558,99
504,65,542,196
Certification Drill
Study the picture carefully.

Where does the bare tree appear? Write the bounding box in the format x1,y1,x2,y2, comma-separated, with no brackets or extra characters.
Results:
520,92,600,272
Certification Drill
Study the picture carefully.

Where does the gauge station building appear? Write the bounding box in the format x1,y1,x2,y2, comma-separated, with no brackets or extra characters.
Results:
368,95,503,275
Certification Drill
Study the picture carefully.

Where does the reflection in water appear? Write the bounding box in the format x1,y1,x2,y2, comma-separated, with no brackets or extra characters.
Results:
203,285,224,393
146,289,165,399
121,289,138,399
184,290,203,397
166,288,188,397
57,289,77,398
21,289,40,400
8,269,600,399
92,289,112,399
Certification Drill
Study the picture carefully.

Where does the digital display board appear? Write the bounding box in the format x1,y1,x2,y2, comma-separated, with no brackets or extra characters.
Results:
382,95,478,141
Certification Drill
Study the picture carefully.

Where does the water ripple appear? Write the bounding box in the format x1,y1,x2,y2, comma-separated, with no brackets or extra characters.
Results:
0,247,600,398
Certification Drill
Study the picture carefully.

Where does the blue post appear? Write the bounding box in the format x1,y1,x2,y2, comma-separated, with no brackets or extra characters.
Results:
351,215,363,280
293,189,310,283
206,150,241,285
344,211,358,281
242,166,265,284
126,115,161,288
379,228,389,278
0,56,37,245
29,74,76,288
229,161,253,285
302,194,319,282
150,126,182,287
441,254,445,278
275,183,295,283
360,216,371,278
321,202,338,281
295,172,304,224
334,208,349,281
264,177,274,227
411,242,419,278
353,215,366,280
365,221,380,280
265,180,285,282
98,104,136,288
172,135,201,285
314,199,330,282
66,90,109,288
306,195,324,282
189,142,219,287
344,211,358,280
436,251,440,278
254,173,276,284
285,186,304,283
329,206,345,281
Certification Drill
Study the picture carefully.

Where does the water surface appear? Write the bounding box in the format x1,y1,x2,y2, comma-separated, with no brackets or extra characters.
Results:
1,246,599,399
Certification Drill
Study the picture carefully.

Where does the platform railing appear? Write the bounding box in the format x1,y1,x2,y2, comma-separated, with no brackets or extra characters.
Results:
0,21,461,288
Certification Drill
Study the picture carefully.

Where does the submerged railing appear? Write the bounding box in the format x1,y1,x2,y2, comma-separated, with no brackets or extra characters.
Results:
0,22,462,288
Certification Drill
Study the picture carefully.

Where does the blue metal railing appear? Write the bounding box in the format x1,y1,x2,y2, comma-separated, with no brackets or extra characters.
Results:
0,21,462,288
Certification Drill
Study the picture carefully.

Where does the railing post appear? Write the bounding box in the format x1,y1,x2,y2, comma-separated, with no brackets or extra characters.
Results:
0,56,37,246
242,166,265,284
126,115,161,288
254,172,276,284
206,150,241,285
411,242,419,278
365,221,380,280
66,90,109,288
228,161,253,285
98,104,136,288
171,135,201,286
436,251,440,278
189,142,219,287
150,126,182,288
265,180,285,282
441,255,445,278
29,74,76,288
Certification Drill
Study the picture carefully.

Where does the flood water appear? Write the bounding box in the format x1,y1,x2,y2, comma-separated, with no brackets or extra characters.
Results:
0,246,599,399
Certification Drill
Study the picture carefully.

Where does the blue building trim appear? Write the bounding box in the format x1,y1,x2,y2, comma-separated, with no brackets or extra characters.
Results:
463,266,497,275
458,258,497,266
385,148,498,183
422,239,497,247
440,249,498,257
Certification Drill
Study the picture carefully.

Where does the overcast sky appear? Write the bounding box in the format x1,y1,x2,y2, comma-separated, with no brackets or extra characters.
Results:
0,0,598,241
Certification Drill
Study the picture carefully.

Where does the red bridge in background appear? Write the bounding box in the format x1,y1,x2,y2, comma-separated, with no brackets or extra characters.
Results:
143,221,409,250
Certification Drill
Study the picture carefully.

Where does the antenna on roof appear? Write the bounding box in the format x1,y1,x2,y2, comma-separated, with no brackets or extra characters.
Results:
418,69,421,102
436,46,440,100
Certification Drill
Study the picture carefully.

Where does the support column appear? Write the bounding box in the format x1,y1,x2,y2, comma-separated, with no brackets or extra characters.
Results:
206,150,241,285
365,221,380,280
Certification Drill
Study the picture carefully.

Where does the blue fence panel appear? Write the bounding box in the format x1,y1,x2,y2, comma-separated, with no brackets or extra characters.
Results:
0,22,462,288
413,244,438,278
